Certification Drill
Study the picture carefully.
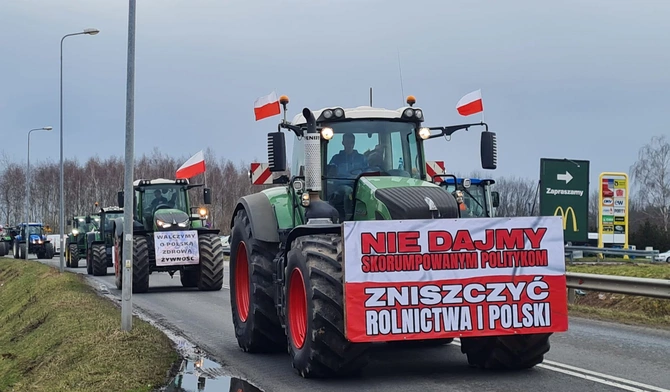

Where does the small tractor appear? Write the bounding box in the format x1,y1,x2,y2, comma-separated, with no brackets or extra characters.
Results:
438,176,500,218
65,214,100,268
229,95,563,378
85,206,124,276
10,222,55,259
112,178,224,293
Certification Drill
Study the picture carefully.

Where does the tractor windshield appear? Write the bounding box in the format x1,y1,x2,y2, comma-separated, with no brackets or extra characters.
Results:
104,212,123,230
323,120,421,180
442,182,489,218
27,225,43,236
141,185,188,214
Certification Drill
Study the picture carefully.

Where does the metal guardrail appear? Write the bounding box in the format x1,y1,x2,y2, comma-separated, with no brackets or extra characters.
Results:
566,272,670,300
564,245,661,262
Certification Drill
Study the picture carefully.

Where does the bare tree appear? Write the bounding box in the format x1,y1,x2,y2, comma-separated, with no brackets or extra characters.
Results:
630,135,670,230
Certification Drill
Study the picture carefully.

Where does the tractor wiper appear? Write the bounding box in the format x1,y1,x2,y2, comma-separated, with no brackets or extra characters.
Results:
460,186,485,212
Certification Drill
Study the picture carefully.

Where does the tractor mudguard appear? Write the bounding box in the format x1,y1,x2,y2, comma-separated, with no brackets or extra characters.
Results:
283,222,341,258
231,193,281,243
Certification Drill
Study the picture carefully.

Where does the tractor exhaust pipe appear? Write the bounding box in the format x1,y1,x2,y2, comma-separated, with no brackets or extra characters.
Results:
302,108,322,202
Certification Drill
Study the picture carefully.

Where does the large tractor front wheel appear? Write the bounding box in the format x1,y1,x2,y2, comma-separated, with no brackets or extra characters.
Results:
229,208,285,353
460,333,551,370
196,233,224,291
285,234,370,378
91,243,108,276
131,235,150,293
68,243,79,268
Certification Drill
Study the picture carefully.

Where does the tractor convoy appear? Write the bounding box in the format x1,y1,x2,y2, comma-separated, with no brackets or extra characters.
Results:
1,93,568,381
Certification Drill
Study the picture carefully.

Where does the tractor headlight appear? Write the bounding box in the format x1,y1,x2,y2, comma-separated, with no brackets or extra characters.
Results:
320,127,334,140
419,127,431,140
199,208,207,217
72,229,79,236
156,219,172,229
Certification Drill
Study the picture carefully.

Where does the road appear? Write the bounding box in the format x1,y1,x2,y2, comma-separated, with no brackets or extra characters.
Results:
33,255,670,392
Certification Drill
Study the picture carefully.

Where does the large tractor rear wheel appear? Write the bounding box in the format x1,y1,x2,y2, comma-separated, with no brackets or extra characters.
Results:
460,333,551,370
91,243,108,276
45,243,54,259
131,235,150,293
285,234,370,378
229,208,285,353
196,233,224,291
180,269,198,287
0,242,5,256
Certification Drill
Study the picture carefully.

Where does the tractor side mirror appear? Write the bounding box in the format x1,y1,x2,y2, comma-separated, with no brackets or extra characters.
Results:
67,219,72,226
85,216,91,224
480,131,497,170
491,191,500,208
117,191,124,208
203,188,212,205
267,131,286,172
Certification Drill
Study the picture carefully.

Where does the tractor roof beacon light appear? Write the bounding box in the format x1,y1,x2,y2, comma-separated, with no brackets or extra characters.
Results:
280,95,290,122
406,95,416,107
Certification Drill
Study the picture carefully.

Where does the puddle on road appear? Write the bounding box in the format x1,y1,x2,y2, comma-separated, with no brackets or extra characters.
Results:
159,353,264,392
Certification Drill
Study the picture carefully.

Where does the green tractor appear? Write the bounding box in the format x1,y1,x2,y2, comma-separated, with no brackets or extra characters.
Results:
0,224,11,257
65,214,100,268
228,95,559,378
112,178,224,293
85,206,124,276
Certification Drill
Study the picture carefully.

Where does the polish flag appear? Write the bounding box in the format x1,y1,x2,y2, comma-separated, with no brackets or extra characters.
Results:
254,91,281,121
456,89,484,116
176,150,206,179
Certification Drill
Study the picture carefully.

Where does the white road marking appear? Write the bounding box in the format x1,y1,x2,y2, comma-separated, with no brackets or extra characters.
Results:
452,339,668,392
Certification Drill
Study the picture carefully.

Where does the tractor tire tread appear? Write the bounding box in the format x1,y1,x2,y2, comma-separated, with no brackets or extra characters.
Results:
132,235,150,293
197,233,224,291
289,233,370,378
230,208,285,353
460,333,551,370
92,243,107,276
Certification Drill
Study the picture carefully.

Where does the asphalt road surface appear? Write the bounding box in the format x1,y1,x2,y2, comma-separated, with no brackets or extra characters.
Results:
30,255,670,392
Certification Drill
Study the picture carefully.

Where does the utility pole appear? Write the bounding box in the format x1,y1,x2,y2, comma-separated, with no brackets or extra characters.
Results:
121,0,137,332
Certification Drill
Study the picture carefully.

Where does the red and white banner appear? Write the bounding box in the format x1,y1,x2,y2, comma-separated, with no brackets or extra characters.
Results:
342,216,568,343
250,162,272,185
456,89,484,116
254,91,281,121
426,160,446,182
176,150,206,179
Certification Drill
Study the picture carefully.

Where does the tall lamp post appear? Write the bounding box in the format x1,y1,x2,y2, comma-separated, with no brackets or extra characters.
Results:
59,28,99,273
24,126,53,259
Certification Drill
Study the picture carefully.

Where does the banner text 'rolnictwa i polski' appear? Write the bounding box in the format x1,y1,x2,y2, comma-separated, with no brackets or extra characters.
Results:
342,216,569,343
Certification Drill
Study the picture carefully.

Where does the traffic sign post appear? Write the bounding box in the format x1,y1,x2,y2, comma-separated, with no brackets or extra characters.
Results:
539,158,590,243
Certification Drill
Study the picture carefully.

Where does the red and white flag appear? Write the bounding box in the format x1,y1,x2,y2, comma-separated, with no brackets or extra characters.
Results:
254,91,281,121
456,89,484,116
176,150,206,179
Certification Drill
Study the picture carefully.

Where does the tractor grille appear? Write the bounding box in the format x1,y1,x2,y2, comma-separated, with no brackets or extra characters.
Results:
375,186,459,220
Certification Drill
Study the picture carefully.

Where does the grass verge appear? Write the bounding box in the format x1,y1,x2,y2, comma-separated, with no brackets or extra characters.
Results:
0,258,179,392
566,263,670,329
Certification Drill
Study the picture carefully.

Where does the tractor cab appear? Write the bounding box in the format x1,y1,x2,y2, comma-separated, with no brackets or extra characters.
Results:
118,178,212,232
16,223,48,243
439,177,500,218
264,95,497,223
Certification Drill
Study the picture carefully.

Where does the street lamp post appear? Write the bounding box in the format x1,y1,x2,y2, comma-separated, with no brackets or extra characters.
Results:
24,126,53,259
59,28,99,272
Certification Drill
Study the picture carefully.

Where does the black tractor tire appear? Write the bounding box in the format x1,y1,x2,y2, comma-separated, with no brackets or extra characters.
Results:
460,333,552,370
69,243,79,268
45,243,54,259
13,241,19,258
180,269,198,287
36,249,46,259
91,243,107,276
18,243,26,260
86,247,93,275
131,235,150,293
229,208,286,353
196,233,224,291
285,234,370,378
0,242,7,256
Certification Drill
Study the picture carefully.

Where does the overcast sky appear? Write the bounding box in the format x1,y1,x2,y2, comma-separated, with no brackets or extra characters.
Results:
2,0,669,190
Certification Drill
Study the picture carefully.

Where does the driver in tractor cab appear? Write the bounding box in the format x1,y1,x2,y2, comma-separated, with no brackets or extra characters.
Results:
149,189,168,211
326,133,368,220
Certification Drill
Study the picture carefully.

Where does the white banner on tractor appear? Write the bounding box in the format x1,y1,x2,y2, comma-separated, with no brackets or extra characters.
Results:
342,216,569,343
426,160,446,183
250,162,272,185
154,230,200,266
